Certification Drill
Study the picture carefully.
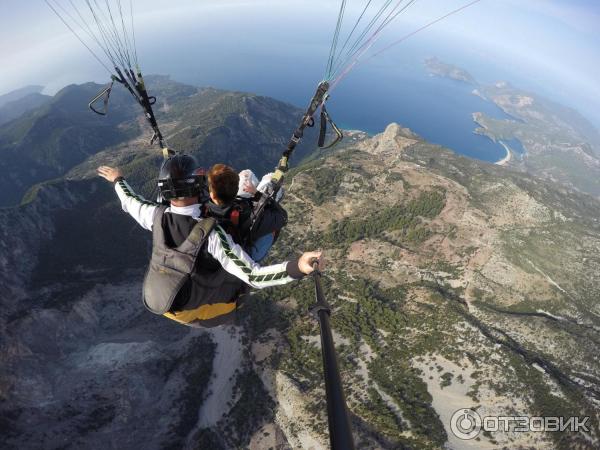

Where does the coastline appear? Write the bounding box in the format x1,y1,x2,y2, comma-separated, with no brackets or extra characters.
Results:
472,113,510,164
495,140,512,165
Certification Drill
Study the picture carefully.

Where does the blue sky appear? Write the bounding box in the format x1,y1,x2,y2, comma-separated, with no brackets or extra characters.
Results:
1,1,599,125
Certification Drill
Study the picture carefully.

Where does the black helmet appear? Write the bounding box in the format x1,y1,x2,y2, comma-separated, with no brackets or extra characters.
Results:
158,154,207,201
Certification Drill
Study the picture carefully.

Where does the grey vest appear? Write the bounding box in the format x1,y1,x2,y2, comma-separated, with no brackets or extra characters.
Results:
143,206,216,315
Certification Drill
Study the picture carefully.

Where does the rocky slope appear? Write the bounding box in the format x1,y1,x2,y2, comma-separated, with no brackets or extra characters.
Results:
246,123,600,449
0,179,215,449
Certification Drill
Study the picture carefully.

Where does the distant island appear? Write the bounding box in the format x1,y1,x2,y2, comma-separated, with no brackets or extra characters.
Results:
424,57,476,84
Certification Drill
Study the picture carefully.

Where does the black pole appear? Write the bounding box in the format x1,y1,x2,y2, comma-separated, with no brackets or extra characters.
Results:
311,262,355,450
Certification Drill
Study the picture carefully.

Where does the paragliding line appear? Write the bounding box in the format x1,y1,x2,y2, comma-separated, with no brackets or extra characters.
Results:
330,0,419,89
371,0,483,60
44,0,170,153
44,0,113,74
331,0,483,90
329,0,419,81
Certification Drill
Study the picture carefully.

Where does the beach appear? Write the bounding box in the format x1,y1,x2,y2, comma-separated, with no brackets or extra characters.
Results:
495,140,512,165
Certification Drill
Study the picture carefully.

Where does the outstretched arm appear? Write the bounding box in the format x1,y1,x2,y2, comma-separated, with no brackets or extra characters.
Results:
206,225,322,289
98,166,158,231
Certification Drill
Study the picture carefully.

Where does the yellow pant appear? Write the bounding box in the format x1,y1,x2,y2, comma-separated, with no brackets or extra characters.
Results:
163,301,237,326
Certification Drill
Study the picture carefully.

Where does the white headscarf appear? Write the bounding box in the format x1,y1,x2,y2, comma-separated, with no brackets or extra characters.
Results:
237,169,259,198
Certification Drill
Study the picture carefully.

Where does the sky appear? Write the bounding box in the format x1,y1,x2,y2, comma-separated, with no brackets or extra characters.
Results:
0,0,599,126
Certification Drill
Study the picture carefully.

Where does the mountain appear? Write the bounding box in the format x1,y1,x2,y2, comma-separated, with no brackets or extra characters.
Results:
0,92,52,126
0,83,137,207
425,58,600,198
1,86,599,450
252,124,600,449
0,85,45,108
0,76,313,207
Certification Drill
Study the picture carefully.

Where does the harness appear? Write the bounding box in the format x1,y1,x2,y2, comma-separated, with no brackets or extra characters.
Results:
142,206,216,315
203,199,254,247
